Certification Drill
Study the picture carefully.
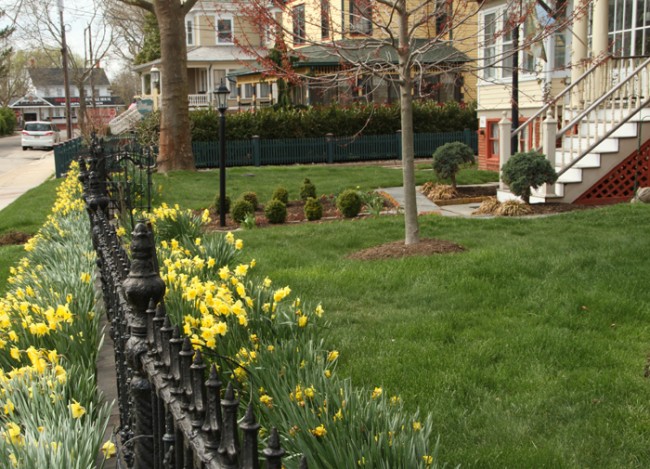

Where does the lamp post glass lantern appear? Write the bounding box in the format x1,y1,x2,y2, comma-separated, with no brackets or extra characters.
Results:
213,81,230,226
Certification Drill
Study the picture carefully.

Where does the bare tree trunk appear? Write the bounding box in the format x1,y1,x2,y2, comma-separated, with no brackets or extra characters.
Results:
154,0,195,172
398,2,419,245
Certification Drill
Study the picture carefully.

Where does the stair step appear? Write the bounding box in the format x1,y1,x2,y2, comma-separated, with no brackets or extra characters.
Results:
556,167,582,183
562,137,618,153
578,121,638,138
556,151,601,168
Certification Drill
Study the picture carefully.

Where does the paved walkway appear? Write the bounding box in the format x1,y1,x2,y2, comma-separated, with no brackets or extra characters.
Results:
0,152,55,211
380,185,493,217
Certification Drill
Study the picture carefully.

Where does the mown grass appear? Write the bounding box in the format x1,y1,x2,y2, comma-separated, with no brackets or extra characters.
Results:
0,180,61,293
10,164,647,466
153,162,497,209
229,204,650,468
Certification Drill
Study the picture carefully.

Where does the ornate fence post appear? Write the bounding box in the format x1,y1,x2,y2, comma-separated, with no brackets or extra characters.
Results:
123,221,166,469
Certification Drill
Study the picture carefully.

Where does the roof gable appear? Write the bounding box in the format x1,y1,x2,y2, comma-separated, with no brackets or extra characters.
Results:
28,68,111,88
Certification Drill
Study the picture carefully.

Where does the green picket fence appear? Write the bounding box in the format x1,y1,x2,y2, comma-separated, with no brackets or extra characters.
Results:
54,131,478,177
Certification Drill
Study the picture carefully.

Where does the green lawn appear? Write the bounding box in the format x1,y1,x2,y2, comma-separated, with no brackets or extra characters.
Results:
6,165,648,467
230,205,650,468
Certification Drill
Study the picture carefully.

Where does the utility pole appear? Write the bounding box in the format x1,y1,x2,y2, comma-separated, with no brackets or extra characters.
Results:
58,0,73,139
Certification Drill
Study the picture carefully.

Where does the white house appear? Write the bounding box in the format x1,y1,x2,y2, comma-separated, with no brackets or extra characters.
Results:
10,67,124,128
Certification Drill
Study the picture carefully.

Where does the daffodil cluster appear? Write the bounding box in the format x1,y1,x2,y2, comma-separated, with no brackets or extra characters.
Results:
154,226,436,468
0,162,113,466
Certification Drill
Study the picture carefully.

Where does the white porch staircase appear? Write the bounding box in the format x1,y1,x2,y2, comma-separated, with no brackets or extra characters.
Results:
108,98,154,135
499,55,650,204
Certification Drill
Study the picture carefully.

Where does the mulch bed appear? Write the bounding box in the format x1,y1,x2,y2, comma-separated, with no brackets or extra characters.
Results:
0,231,31,246
347,238,465,260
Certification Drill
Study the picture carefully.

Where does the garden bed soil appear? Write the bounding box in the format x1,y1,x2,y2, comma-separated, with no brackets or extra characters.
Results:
0,231,31,246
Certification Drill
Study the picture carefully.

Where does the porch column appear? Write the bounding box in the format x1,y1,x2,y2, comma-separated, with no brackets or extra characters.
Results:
498,112,512,191
542,111,557,196
570,0,589,108
592,0,609,97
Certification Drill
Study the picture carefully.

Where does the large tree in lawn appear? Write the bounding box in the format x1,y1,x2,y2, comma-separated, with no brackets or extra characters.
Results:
118,0,198,171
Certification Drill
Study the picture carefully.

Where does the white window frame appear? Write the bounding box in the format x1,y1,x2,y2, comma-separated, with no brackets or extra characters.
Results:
217,16,234,44
480,6,552,83
187,19,194,45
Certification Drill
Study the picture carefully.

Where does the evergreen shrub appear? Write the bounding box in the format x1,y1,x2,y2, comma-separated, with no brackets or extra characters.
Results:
304,197,323,221
272,187,289,204
231,198,255,223
336,189,362,218
300,178,317,201
501,151,558,203
264,199,287,224
214,194,231,214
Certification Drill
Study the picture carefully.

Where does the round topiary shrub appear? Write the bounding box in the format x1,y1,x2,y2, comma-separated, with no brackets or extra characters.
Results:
501,151,558,203
304,197,323,221
264,199,287,224
240,191,259,210
214,194,231,214
432,142,475,189
336,189,362,218
231,198,255,223
272,186,289,204
300,178,317,201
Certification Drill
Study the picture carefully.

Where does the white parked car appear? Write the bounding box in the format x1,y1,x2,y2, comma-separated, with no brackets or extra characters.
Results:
21,121,61,150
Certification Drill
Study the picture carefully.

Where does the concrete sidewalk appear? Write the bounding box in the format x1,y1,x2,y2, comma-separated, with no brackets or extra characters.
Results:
0,152,55,211
380,186,491,217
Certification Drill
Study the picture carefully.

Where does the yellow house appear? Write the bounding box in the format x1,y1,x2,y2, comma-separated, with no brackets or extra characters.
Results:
233,0,479,106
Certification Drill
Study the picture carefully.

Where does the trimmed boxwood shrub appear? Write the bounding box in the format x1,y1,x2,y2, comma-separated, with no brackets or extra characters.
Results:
272,187,289,204
231,198,255,223
501,151,558,203
264,199,287,224
214,194,231,214
300,178,317,201
304,197,323,221
336,189,362,218
240,191,259,210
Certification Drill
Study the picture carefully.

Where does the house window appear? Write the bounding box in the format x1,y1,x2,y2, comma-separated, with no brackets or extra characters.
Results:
483,12,497,80
606,0,650,56
321,0,330,38
187,20,194,45
435,0,449,35
259,82,271,98
350,0,372,35
293,4,306,44
217,19,233,43
486,118,530,159
243,84,255,99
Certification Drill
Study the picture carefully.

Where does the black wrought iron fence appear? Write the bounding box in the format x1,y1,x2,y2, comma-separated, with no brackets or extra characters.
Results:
82,136,305,468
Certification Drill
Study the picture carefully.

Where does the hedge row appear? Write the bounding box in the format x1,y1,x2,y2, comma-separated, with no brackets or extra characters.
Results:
0,108,17,136
190,101,477,141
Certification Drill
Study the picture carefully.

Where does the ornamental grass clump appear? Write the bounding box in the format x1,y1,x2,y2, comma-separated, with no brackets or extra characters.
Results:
0,161,113,466
153,221,438,467
495,199,533,216
421,182,458,200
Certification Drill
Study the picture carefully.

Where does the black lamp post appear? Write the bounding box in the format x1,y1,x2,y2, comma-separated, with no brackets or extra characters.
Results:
214,80,230,227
